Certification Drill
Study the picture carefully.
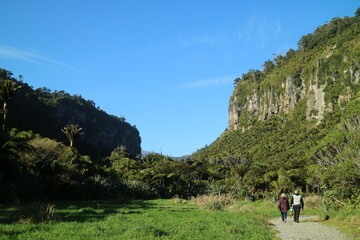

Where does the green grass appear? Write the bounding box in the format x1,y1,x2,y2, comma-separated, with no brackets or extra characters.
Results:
2,198,357,239
0,199,274,240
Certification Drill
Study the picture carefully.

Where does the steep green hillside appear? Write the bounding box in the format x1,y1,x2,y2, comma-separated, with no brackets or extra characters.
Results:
0,69,141,158
192,12,360,200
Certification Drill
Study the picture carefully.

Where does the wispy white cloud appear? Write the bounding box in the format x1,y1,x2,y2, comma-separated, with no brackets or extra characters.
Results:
275,20,282,35
179,31,232,47
178,16,282,49
236,16,282,48
182,75,234,88
0,45,86,75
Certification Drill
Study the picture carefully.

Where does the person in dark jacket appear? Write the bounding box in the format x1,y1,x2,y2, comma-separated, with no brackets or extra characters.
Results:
278,193,290,223
290,189,304,223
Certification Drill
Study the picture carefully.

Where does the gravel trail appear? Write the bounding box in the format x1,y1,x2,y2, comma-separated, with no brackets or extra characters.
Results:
269,215,352,240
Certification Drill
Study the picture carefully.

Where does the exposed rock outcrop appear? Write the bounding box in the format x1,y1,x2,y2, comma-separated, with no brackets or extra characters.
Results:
228,55,359,130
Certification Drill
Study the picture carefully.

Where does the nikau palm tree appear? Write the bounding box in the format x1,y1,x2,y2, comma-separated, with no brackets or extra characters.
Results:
61,124,84,149
0,80,21,131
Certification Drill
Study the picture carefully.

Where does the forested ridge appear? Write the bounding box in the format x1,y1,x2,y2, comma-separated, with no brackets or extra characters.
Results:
0,9,359,207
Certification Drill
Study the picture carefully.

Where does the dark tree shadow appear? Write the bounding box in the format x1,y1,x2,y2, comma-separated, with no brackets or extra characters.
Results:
0,200,158,224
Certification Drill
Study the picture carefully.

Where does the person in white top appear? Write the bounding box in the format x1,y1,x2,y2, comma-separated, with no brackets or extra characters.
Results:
290,189,304,223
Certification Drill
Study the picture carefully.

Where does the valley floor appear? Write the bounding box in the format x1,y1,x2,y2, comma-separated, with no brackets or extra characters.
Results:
0,199,358,239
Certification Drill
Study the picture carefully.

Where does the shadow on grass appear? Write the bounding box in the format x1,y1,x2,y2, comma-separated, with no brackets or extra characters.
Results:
156,205,195,213
0,229,26,238
0,199,158,224
0,225,47,238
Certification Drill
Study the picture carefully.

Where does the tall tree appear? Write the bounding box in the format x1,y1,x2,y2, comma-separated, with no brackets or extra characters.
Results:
61,124,84,149
355,7,360,17
0,80,21,131
262,60,275,74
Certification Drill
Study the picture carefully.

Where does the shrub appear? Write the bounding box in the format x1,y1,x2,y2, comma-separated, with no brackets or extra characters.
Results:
206,183,228,195
121,179,157,199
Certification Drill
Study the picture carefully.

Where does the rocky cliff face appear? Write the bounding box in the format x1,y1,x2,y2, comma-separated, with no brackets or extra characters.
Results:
53,99,141,157
229,44,360,131
7,82,141,158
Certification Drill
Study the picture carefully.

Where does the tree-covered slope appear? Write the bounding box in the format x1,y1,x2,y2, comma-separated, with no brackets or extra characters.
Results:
0,69,141,158
192,12,360,199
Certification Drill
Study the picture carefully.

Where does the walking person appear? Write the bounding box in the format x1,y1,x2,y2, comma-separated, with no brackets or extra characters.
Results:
290,189,304,223
278,193,290,223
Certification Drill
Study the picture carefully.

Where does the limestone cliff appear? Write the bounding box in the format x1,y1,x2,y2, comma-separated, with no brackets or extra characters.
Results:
6,80,141,158
229,26,360,131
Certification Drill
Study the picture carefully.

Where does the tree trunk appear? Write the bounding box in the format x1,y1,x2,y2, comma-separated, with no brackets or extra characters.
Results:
2,102,7,131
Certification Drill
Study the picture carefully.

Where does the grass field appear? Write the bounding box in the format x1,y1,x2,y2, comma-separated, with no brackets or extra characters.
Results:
0,199,276,240
1,198,359,239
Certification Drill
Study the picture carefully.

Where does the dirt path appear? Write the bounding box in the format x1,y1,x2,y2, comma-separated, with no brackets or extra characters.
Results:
269,215,352,240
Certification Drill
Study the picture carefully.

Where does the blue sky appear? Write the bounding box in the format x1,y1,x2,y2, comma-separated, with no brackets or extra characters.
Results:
0,1,358,157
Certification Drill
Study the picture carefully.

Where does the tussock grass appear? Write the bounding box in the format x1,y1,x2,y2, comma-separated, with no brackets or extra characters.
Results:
304,195,324,209
171,195,186,204
191,194,235,210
